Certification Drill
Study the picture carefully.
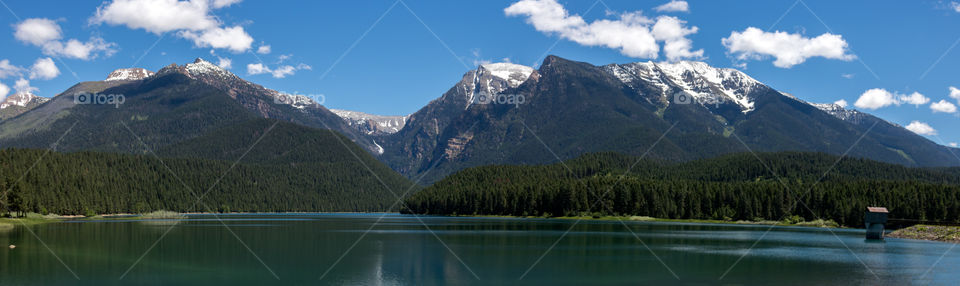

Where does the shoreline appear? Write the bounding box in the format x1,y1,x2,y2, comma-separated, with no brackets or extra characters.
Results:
888,225,960,243
446,214,843,228
1,212,843,227
2,211,391,225
9,212,958,244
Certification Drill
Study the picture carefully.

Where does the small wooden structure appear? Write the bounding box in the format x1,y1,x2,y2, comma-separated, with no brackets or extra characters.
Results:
865,207,889,240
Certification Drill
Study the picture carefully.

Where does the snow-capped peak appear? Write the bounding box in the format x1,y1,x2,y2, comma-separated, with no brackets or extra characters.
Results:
185,58,230,77
152,58,241,86
153,58,232,79
1,92,48,109
605,60,763,113
105,68,154,81
479,63,534,88
462,63,535,110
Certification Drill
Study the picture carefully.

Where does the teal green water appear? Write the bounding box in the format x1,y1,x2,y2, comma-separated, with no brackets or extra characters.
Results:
0,214,957,285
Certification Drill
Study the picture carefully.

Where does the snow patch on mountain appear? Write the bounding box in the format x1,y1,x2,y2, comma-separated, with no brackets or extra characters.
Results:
105,68,154,81
185,58,234,80
811,102,861,121
269,92,320,110
330,109,408,135
464,63,535,110
372,140,384,155
1,92,48,109
480,63,534,88
155,58,237,81
156,58,319,111
604,61,763,113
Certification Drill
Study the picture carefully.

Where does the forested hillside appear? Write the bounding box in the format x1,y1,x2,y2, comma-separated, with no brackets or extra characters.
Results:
403,152,960,226
0,121,414,215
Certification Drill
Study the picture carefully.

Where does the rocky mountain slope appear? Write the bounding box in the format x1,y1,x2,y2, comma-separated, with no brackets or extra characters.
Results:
378,55,959,183
0,59,371,154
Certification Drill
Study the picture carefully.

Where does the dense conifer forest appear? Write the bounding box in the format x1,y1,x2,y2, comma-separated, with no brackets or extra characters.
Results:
403,152,960,226
0,120,414,216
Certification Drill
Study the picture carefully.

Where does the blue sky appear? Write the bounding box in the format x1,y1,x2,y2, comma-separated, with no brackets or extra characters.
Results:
0,0,958,146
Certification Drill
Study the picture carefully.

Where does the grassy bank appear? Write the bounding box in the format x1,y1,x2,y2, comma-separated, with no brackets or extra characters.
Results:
889,225,960,243
453,214,841,228
0,210,189,228
0,213,65,228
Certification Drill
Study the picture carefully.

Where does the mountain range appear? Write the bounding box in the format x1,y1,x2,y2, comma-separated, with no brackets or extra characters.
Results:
0,59,410,213
1,55,957,187
0,59,372,153
372,56,960,182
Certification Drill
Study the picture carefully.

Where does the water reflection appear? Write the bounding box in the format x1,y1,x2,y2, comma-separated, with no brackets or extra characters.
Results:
0,214,957,285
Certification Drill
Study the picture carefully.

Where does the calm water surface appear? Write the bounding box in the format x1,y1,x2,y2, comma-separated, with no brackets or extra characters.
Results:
0,214,957,285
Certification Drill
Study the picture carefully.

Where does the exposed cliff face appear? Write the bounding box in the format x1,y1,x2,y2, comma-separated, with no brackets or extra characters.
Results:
375,61,539,177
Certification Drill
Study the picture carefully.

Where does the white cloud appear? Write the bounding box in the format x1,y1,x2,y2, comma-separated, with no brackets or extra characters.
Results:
257,45,271,54
950,86,960,102
14,18,116,60
41,37,117,60
722,27,855,68
247,63,269,75
853,88,933,110
0,60,24,79
179,26,253,52
952,1,960,13
834,99,848,108
652,16,703,61
931,100,958,113
504,0,702,60
950,142,959,148
13,78,37,94
854,88,897,110
246,62,310,78
841,73,854,79
654,0,688,13
217,57,232,69
898,92,929,106
271,65,296,78
92,0,253,52
0,82,9,101
92,0,218,33
13,18,62,46
29,57,59,80
905,121,937,136
211,0,241,8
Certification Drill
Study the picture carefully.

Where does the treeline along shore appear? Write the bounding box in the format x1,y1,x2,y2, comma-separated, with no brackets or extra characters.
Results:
402,152,960,228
